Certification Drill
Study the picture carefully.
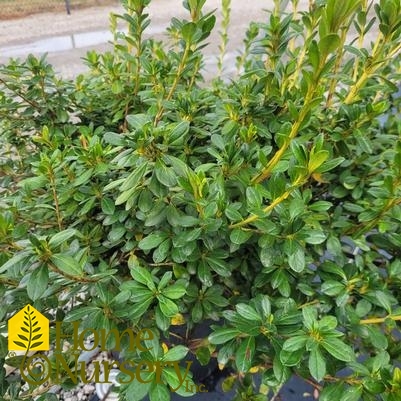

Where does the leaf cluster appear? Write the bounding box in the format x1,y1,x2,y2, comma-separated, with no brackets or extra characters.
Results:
1,0,401,400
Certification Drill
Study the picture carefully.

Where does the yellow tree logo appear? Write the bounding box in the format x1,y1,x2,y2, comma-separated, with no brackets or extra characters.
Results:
8,305,49,351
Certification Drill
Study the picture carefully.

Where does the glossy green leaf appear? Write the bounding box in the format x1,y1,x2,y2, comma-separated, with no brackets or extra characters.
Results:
126,377,152,401
162,283,186,299
282,335,308,352
236,303,261,322
309,346,326,382
209,328,240,344
230,229,253,245
138,232,169,251
321,338,353,362
48,229,77,248
101,197,115,215
162,345,189,361
50,254,82,276
235,336,255,373
27,266,49,301
158,295,179,317
120,162,148,191
288,247,305,272
131,266,156,290
149,383,170,401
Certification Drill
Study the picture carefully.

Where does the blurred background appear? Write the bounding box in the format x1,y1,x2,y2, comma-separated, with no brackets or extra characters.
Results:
0,0,118,19
0,0,272,79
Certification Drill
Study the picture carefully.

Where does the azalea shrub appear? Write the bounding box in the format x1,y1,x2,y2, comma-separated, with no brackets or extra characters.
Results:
1,0,401,400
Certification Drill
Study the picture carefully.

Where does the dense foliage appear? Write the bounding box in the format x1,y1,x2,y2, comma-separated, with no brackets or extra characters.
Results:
1,0,401,400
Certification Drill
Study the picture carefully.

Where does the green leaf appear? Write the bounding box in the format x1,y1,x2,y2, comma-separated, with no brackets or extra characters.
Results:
130,298,153,321
302,307,317,330
101,197,115,215
321,280,344,296
235,336,255,373
149,383,170,401
277,347,303,370
131,266,156,290
50,253,83,276
162,345,189,361
111,79,123,94
103,178,125,192
322,338,353,362
230,229,253,245
169,121,190,146
308,40,320,71
108,225,126,242
205,256,231,277
209,328,240,344
373,290,393,313
120,162,148,191
27,266,48,301
365,325,388,349
155,160,177,187
162,368,196,396
246,186,262,208
341,386,363,401
162,284,186,299
309,201,332,211
158,295,178,317
257,295,271,317
282,335,308,352
319,316,338,331
315,157,344,173
155,304,170,331
48,229,77,248
0,252,32,274
309,346,326,382
182,22,197,43
236,304,261,322
211,134,225,150
320,383,345,401
260,247,275,267
304,230,326,244
138,232,169,251
163,155,189,176
126,113,151,130
72,168,94,187
308,150,329,172
191,301,203,323
355,299,372,318
104,132,126,146
127,285,154,303
126,377,152,401
198,260,212,286
195,346,211,366
64,306,102,322
158,271,173,290
17,175,47,191
179,216,199,227
225,205,243,222
288,247,305,272
319,34,340,56
115,187,137,205
153,239,171,263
